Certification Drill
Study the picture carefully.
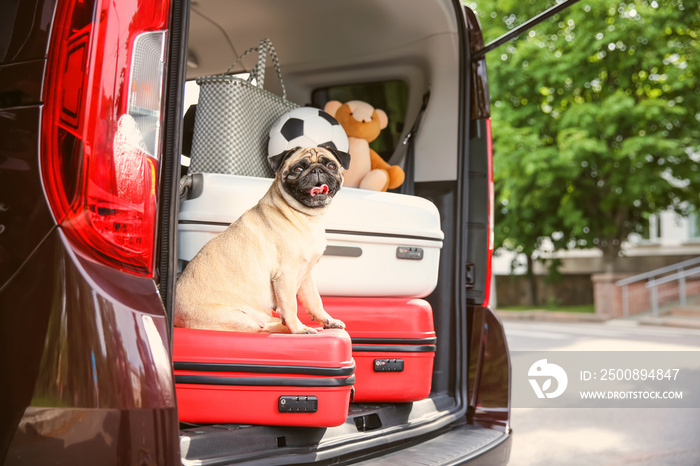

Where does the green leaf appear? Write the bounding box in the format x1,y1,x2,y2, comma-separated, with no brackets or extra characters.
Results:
474,0,700,268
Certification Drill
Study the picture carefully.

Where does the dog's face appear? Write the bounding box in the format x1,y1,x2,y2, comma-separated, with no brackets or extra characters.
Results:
269,146,351,208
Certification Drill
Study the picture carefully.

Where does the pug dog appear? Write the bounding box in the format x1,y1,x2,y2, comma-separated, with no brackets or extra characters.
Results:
174,145,350,334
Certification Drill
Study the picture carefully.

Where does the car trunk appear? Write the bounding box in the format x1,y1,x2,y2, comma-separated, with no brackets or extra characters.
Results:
157,0,511,463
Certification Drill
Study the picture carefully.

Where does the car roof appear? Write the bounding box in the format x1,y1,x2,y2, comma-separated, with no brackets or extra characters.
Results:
187,0,459,81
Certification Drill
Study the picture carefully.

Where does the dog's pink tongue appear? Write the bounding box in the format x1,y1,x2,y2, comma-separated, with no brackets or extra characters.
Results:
309,184,329,197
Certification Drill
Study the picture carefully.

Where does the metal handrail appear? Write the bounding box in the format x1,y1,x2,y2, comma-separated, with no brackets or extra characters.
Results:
615,257,700,286
616,256,700,316
646,266,700,288
645,266,700,316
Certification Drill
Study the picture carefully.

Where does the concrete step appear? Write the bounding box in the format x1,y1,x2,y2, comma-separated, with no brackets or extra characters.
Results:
639,315,700,330
667,306,700,317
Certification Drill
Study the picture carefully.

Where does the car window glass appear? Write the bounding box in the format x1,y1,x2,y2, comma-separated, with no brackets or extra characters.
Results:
312,81,408,162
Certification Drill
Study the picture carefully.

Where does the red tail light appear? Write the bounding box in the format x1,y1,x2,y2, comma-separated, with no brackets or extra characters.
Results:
42,0,170,276
484,118,494,307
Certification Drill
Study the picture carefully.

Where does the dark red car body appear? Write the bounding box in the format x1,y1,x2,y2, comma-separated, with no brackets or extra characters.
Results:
0,1,510,464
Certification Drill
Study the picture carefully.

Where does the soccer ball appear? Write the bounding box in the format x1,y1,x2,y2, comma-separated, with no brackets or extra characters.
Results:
268,107,349,156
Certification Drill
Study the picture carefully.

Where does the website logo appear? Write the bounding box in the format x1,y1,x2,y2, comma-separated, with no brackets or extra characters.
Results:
528,359,568,399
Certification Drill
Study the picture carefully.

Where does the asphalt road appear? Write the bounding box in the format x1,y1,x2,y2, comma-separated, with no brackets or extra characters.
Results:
503,320,700,466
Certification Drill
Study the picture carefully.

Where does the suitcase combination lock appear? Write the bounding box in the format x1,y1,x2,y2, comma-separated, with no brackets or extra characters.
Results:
278,396,318,413
374,358,405,372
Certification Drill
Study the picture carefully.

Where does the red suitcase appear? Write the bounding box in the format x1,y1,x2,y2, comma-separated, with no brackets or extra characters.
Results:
173,328,355,427
299,297,436,403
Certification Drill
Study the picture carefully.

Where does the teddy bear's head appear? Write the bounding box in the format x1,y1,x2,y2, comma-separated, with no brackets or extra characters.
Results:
324,100,388,143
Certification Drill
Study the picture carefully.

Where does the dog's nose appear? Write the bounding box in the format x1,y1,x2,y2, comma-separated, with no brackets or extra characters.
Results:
308,166,324,184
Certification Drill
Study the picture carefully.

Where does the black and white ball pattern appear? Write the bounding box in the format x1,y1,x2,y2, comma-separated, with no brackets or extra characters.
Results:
268,107,349,156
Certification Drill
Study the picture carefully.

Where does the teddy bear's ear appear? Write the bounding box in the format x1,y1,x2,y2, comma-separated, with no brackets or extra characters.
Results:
375,109,389,130
324,100,343,117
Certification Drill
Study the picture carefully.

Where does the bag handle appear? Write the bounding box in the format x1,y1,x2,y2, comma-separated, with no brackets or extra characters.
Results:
224,38,287,100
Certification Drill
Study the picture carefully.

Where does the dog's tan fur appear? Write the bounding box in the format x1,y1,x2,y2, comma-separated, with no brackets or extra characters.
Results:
174,147,346,334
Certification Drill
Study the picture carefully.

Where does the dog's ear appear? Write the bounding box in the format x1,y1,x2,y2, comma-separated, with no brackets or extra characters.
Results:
320,144,351,170
334,150,352,171
268,147,300,173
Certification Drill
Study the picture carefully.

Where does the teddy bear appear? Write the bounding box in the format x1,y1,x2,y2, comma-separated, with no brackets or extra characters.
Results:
324,100,405,191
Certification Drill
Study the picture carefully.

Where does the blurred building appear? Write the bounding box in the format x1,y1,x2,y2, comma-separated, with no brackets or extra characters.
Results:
492,210,700,308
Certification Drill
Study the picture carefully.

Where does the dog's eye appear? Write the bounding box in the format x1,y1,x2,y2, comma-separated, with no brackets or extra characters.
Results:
293,166,304,173
327,162,337,171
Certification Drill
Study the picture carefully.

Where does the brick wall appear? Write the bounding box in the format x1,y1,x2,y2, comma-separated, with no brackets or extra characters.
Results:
593,275,700,316
496,273,700,315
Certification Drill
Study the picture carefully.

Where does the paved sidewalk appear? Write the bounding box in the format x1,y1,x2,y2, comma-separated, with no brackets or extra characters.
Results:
496,308,700,330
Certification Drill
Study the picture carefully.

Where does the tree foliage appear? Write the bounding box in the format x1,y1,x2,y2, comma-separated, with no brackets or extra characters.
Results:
466,0,700,271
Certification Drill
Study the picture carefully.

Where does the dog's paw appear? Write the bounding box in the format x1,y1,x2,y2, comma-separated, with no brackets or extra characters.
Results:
324,318,346,329
292,325,318,334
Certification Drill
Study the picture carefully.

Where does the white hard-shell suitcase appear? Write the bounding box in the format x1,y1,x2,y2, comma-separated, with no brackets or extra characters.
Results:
178,173,444,298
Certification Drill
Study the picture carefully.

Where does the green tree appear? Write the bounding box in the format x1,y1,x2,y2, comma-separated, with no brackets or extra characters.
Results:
467,0,700,273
